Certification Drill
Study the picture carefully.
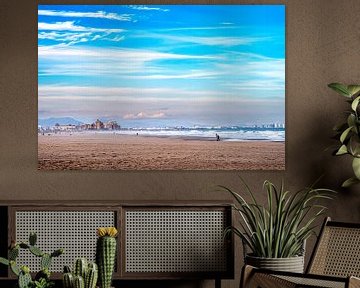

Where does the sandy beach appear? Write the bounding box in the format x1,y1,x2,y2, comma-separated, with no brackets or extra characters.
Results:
38,133,285,170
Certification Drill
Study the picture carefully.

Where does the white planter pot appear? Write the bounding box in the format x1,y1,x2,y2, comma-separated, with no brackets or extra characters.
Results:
245,254,305,273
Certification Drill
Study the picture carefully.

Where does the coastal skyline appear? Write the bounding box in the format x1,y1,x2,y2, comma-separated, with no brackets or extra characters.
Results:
38,5,285,128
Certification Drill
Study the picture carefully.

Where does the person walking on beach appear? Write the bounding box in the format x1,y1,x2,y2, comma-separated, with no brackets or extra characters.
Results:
216,133,220,141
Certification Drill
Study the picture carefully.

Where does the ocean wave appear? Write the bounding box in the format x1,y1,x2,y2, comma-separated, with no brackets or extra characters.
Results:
112,128,285,141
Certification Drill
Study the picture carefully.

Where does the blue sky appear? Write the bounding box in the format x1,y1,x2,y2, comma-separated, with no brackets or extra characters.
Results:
38,5,285,127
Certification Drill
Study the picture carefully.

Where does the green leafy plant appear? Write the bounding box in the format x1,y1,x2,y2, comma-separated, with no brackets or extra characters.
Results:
328,83,360,187
221,179,334,258
0,232,63,288
33,278,54,288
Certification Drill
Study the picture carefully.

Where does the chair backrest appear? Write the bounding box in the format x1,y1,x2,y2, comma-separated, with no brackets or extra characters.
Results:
307,217,360,277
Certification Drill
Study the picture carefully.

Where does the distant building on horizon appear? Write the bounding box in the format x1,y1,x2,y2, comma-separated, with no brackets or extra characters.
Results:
38,119,121,133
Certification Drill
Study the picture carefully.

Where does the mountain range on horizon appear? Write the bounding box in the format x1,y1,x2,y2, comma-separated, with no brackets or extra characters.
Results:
38,117,83,127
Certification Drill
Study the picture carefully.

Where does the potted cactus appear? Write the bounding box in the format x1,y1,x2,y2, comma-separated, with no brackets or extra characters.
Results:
63,258,98,288
96,227,118,288
0,232,63,288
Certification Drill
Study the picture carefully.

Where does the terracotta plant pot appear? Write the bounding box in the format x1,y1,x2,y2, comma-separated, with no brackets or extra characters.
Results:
245,254,305,273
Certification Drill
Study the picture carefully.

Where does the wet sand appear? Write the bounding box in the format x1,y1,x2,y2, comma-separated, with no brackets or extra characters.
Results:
38,133,285,170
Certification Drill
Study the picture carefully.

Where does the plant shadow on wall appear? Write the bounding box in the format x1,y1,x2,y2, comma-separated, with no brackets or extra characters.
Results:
218,178,335,273
328,83,360,187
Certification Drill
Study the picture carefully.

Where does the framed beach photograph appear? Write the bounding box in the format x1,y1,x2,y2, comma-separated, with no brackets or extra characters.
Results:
38,4,285,170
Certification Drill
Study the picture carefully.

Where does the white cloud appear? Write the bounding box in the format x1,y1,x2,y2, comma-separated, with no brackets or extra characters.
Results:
103,35,125,42
224,80,285,92
38,85,227,99
38,46,216,62
38,46,219,78
38,30,125,46
38,84,284,124
38,31,91,41
163,26,238,32
128,5,169,12
216,53,285,81
137,33,269,47
38,9,133,21
131,71,222,80
38,21,124,33
123,111,166,119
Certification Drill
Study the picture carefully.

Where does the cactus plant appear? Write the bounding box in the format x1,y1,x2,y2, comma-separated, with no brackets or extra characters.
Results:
63,272,74,288
74,258,88,279
9,247,19,260
35,268,51,282
0,232,63,288
41,254,52,270
29,232,37,246
63,259,98,288
74,275,85,288
29,246,45,257
19,267,32,288
85,262,98,288
96,227,118,288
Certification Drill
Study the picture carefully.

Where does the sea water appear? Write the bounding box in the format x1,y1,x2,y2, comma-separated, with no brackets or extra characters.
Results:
113,127,285,142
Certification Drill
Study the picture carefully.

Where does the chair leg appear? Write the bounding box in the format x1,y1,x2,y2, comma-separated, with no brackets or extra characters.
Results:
349,276,360,288
240,265,255,288
215,278,221,288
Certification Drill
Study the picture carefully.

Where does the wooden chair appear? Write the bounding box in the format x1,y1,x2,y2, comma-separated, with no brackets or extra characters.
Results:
241,217,360,288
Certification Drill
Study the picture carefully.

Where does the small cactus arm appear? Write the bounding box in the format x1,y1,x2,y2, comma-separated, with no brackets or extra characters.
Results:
18,266,32,288
29,232,37,246
10,260,20,276
85,262,98,288
64,265,72,273
29,245,44,257
75,258,88,280
62,265,74,288
41,253,52,270
51,248,64,258
8,246,19,260
63,272,74,288
73,275,85,288
96,227,118,288
19,243,29,249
